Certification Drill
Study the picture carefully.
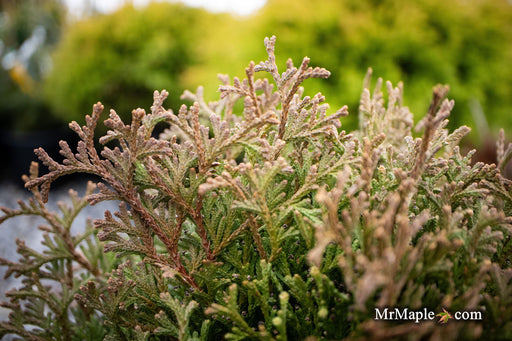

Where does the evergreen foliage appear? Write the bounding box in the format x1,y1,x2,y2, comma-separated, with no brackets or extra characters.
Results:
1,36,512,340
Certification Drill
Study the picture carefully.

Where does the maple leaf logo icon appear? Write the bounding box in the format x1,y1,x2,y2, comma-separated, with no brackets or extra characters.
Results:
436,308,453,324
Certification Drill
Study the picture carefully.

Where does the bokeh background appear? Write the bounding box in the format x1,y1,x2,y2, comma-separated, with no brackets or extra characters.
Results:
1,0,511,183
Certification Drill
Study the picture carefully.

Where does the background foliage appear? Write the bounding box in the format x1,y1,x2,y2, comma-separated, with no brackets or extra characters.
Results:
42,0,512,141
239,0,512,136
0,0,65,131
43,2,223,131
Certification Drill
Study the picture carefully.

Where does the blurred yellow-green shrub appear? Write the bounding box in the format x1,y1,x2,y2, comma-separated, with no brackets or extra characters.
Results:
44,0,512,140
236,0,512,135
0,0,65,131
44,2,225,127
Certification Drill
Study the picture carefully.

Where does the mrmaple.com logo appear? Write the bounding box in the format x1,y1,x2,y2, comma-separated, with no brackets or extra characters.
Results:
374,307,483,324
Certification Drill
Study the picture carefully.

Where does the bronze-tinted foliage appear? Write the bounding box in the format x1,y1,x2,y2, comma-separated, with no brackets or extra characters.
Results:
1,36,512,340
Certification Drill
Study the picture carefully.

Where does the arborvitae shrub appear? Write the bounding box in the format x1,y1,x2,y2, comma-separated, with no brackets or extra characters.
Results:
1,36,512,340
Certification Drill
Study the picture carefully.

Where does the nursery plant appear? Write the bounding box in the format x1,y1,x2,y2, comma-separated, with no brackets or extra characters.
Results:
1,36,511,340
